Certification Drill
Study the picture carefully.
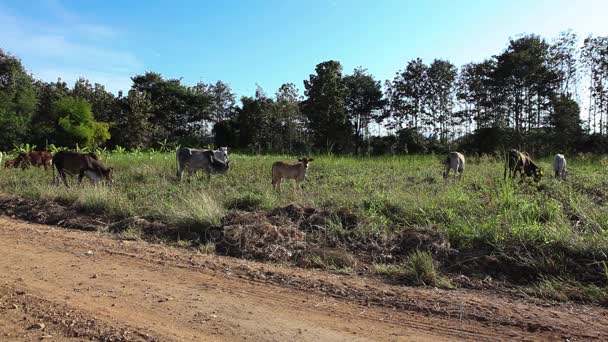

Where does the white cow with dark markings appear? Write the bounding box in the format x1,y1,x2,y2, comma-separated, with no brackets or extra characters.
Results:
553,154,567,180
176,147,230,181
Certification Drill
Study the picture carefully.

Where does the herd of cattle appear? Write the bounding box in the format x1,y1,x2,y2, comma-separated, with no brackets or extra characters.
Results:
0,147,568,189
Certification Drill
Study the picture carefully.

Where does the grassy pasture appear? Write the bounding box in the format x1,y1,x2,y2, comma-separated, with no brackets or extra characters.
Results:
1,152,608,301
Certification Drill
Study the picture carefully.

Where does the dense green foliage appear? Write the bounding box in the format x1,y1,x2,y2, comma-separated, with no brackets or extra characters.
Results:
1,30,607,154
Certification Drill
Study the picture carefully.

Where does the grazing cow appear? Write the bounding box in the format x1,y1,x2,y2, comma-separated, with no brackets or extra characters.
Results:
176,147,230,181
504,149,543,181
443,152,465,180
52,151,113,187
10,151,53,170
271,158,313,191
553,154,567,180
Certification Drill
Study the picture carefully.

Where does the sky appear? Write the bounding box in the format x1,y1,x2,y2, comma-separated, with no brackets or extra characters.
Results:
1,0,608,98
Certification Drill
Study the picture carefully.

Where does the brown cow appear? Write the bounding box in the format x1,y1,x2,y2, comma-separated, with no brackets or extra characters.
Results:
271,158,313,191
52,151,113,187
504,149,543,181
9,151,53,170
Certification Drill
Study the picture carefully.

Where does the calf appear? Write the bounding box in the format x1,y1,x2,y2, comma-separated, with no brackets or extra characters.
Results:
176,147,229,181
553,154,567,180
10,151,53,170
504,149,542,181
271,158,313,191
52,151,113,187
443,152,465,180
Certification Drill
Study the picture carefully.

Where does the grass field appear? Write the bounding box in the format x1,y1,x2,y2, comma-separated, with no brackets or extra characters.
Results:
1,152,608,303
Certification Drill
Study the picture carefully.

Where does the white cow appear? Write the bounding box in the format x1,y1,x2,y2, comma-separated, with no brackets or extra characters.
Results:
553,154,567,180
176,147,229,181
443,152,465,180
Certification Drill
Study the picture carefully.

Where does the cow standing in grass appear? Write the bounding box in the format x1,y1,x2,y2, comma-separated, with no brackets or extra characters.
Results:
8,151,53,170
553,154,567,180
504,149,543,181
176,147,230,181
52,151,113,187
443,152,465,180
271,158,313,191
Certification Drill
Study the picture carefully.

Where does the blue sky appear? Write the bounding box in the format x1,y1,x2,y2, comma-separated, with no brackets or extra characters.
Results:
1,0,607,98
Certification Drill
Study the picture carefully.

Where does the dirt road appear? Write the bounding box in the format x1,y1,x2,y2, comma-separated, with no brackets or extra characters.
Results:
0,217,607,341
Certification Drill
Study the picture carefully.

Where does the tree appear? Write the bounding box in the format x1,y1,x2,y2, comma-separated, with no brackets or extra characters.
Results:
301,61,351,153
387,58,428,130
274,83,307,152
581,35,608,134
425,59,457,143
549,96,581,151
343,68,384,154
72,78,116,122
54,97,110,148
456,60,497,129
493,35,559,135
112,89,153,149
0,49,37,148
549,31,579,97
209,80,236,123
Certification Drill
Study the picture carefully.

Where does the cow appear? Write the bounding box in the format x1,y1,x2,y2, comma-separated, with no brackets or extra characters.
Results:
553,154,567,180
52,151,113,187
176,147,230,181
504,149,543,181
271,158,314,192
443,152,465,180
9,151,53,170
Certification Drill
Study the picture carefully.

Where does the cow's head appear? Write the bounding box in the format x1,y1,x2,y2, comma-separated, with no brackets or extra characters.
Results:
102,167,114,185
219,146,229,161
298,158,314,169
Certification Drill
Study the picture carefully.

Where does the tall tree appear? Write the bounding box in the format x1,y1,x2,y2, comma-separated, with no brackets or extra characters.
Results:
425,59,457,143
581,35,608,134
343,67,384,154
387,58,428,130
301,61,351,153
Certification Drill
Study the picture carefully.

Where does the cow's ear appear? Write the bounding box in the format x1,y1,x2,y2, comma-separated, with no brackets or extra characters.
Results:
308,158,314,162
298,158,303,162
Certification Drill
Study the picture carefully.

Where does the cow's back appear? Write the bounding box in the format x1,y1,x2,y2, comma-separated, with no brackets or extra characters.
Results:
53,151,94,173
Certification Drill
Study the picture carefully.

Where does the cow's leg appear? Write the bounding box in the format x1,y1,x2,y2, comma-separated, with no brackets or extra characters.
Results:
59,171,69,188
77,170,86,186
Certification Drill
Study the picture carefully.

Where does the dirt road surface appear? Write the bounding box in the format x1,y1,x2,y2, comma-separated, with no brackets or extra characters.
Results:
0,216,607,341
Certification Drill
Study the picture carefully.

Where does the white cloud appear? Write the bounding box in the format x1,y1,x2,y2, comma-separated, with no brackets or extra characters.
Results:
0,2,141,94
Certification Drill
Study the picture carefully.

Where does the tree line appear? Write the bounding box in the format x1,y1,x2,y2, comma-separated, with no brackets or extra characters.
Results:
1,31,608,155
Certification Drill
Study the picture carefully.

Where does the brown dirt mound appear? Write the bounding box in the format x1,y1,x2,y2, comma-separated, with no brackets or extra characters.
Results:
393,225,454,257
216,211,307,262
0,195,102,231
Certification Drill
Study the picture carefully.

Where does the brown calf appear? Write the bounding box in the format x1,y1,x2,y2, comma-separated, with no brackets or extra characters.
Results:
7,151,53,170
271,158,313,191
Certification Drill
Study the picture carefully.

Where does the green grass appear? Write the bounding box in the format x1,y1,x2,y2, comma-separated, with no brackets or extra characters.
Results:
1,152,608,297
